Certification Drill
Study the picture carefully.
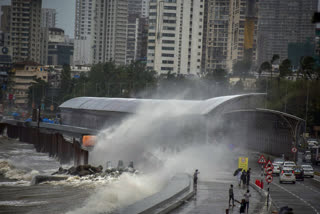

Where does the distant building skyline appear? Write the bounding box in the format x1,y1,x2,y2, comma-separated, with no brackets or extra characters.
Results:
0,0,75,37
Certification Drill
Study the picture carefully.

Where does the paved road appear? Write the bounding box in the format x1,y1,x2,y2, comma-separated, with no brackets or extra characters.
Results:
250,151,320,214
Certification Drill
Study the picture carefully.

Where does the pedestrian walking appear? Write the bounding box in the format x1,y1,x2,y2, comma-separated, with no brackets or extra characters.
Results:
246,168,251,186
241,170,247,187
237,170,242,187
235,199,247,214
244,189,251,213
193,169,200,187
229,184,235,206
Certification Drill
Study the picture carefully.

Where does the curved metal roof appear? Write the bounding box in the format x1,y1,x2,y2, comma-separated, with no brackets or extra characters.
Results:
59,93,265,115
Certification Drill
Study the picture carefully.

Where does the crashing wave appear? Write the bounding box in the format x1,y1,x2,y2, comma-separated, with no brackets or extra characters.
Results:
0,160,39,181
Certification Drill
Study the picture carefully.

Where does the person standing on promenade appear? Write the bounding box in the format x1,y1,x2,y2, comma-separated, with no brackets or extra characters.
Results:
193,169,200,187
246,168,251,186
229,184,235,206
244,189,251,213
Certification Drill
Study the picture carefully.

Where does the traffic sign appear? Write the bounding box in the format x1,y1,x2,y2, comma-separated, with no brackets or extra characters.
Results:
264,160,274,169
238,157,248,171
258,155,267,164
265,167,273,175
265,174,273,183
291,147,298,153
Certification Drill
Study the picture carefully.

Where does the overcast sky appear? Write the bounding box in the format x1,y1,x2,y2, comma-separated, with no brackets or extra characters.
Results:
0,0,75,37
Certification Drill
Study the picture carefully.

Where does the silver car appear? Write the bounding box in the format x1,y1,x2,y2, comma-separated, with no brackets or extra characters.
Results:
272,163,281,176
301,165,314,178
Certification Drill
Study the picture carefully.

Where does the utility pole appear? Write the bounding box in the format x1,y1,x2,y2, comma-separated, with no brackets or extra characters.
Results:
305,81,309,133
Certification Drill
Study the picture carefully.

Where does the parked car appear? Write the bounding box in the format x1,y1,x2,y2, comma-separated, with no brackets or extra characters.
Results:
303,151,312,162
301,165,314,178
280,168,296,184
293,166,304,181
273,163,281,176
281,161,296,170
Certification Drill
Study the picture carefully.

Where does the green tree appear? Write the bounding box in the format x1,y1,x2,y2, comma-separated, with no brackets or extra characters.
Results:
279,59,292,78
299,56,315,80
60,64,72,101
233,60,251,79
28,78,49,109
258,61,272,77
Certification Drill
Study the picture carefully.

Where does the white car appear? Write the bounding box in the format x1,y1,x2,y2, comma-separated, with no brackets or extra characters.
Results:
301,165,314,178
308,140,319,149
273,163,281,175
280,168,296,184
303,151,312,162
282,161,296,170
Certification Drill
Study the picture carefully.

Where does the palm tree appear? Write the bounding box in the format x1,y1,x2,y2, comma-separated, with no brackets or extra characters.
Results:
258,61,272,77
270,54,280,78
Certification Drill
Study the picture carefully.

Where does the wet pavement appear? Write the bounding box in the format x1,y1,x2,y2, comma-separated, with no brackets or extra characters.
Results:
171,180,263,214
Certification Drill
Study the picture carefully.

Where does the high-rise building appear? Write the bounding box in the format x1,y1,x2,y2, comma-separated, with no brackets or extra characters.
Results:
41,8,56,28
127,0,149,64
73,0,128,65
1,6,11,34
202,0,230,72
257,0,317,65
0,5,11,48
226,0,258,72
128,0,150,18
126,14,148,64
147,0,205,75
10,0,42,63
141,0,150,18
47,28,74,66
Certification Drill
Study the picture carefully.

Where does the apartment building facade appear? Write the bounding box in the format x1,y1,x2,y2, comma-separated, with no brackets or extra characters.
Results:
11,61,47,108
10,0,42,63
41,8,56,28
202,0,230,72
147,0,205,75
73,0,128,65
257,0,317,65
226,0,258,72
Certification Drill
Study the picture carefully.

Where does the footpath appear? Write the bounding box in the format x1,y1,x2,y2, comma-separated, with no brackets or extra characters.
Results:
170,150,275,214
171,177,264,214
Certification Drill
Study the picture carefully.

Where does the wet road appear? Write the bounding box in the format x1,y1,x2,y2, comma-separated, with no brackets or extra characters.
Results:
269,175,320,214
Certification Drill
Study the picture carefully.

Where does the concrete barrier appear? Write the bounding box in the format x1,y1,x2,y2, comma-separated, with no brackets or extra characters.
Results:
120,173,194,214
31,175,69,185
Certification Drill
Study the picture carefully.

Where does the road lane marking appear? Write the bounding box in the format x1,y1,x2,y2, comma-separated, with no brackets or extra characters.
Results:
313,176,320,183
272,182,319,214
297,182,320,194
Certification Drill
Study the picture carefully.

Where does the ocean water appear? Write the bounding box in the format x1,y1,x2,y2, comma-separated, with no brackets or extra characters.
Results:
0,136,95,214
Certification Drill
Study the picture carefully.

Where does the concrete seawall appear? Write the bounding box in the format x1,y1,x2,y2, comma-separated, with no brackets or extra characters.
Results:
0,120,89,166
120,173,194,214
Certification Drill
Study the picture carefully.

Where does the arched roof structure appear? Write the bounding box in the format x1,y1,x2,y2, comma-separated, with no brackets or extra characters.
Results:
59,93,265,116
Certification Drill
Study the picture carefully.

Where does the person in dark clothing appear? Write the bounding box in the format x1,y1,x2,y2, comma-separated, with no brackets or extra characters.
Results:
235,199,247,214
241,170,247,187
193,169,199,187
244,189,251,213
246,168,251,186
229,184,234,206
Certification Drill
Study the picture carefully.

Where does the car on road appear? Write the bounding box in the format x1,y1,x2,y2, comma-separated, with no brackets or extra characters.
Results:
303,151,312,162
281,161,296,170
280,168,296,184
301,165,314,178
273,163,281,176
307,139,319,149
293,166,304,181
